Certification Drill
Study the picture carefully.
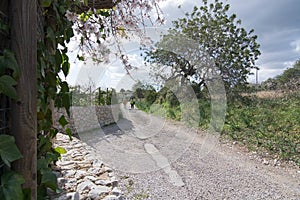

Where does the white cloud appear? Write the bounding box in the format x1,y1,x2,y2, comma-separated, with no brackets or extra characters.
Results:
291,40,300,53
159,0,187,9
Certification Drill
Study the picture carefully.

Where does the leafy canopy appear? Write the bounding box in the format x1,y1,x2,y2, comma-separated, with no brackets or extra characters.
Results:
145,0,261,91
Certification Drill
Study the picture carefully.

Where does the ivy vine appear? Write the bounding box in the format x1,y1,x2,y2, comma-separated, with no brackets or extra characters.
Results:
0,46,24,200
1,0,164,198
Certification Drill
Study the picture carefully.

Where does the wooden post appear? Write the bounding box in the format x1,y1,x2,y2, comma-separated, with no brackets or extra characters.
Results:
10,0,37,199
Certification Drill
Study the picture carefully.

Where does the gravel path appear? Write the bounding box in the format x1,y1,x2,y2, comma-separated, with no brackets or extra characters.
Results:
78,107,300,200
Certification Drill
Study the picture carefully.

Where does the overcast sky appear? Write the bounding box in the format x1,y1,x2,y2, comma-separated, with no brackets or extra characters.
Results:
160,0,300,83
67,0,300,89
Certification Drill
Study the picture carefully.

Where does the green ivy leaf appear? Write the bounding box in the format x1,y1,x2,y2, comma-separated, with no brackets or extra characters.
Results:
60,81,69,95
41,171,58,191
0,171,25,200
37,158,48,172
62,93,71,115
62,61,70,77
55,50,62,67
58,115,68,127
46,27,55,41
0,135,23,167
0,50,20,79
54,147,67,155
41,0,53,7
37,135,52,156
65,128,73,140
0,75,18,100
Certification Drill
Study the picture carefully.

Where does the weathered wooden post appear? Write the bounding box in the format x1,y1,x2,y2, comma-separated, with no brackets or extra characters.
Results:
10,0,37,198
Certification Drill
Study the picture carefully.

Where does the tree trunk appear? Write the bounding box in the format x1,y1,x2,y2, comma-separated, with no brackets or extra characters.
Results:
10,0,37,199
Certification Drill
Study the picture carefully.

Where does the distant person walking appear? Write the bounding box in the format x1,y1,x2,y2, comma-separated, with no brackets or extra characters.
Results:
130,98,135,109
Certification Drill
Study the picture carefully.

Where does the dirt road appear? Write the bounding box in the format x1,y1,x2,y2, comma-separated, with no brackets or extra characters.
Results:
79,107,300,199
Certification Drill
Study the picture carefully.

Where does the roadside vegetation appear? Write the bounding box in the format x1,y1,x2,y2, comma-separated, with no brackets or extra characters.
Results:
135,69,300,166
134,61,300,166
133,0,300,166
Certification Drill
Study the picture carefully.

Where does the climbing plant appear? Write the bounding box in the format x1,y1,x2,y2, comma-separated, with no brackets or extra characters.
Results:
0,0,165,198
0,50,25,200
0,12,26,199
35,0,165,198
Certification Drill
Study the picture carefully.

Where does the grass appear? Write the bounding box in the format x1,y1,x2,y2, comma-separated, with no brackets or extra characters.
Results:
223,93,300,165
136,92,300,166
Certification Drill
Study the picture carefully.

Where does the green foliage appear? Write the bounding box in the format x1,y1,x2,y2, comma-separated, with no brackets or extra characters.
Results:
262,59,300,91
0,135,23,167
223,94,300,165
0,75,18,100
36,0,75,197
136,80,299,166
0,50,20,100
145,0,260,93
71,86,118,106
0,135,24,200
0,171,25,200
0,27,24,198
0,50,20,79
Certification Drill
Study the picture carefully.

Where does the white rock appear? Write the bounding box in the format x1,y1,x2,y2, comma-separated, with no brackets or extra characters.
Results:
111,187,122,196
87,167,102,175
103,195,122,200
104,166,113,172
74,143,84,148
57,161,74,166
95,179,117,186
85,176,98,182
92,159,103,168
63,169,76,177
71,192,80,200
263,159,269,165
64,178,77,190
53,192,80,200
95,179,108,185
75,170,88,179
57,177,68,185
77,179,96,192
88,186,110,199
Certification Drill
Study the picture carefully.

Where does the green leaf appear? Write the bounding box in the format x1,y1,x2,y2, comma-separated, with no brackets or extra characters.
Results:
0,75,18,100
41,0,53,7
22,188,31,200
65,128,73,140
0,50,20,79
41,171,58,191
58,115,68,127
62,61,70,77
62,93,71,115
54,147,67,155
55,50,62,67
0,171,25,200
46,27,55,41
37,158,48,171
0,135,23,167
60,81,69,94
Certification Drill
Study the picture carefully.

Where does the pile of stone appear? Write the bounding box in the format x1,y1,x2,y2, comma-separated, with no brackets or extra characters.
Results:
51,133,124,200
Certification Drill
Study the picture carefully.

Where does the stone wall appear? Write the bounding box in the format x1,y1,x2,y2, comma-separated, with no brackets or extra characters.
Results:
50,133,124,200
54,105,122,135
